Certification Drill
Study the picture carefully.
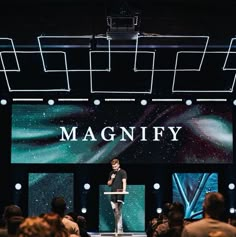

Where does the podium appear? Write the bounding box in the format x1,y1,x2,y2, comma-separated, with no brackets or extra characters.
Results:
100,233,132,236
104,191,129,195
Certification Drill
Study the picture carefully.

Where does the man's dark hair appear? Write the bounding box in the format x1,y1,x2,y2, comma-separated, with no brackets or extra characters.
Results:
170,202,185,216
203,192,225,219
51,196,67,217
3,205,23,220
162,202,173,217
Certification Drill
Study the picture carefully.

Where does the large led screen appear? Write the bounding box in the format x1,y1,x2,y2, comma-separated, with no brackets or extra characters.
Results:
99,185,145,232
172,173,218,219
28,173,74,216
12,103,232,164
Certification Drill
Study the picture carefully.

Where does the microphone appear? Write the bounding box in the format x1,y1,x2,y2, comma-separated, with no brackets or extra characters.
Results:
111,171,117,179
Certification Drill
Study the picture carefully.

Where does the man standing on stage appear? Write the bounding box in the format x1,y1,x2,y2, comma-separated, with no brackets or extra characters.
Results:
107,158,127,234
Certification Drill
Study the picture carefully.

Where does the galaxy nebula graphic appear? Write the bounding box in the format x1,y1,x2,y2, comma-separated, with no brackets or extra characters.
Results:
11,103,232,164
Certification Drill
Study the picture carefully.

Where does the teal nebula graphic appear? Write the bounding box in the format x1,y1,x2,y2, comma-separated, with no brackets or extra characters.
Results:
12,103,232,164
28,173,74,216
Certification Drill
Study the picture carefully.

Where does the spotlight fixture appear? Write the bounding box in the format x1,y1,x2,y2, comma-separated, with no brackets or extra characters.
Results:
48,99,55,105
153,183,160,190
228,183,235,190
156,208,162,214
229,208,235,214
141,100,147,106
15,183,22,190
1,99,7,105
185,99,192,106
94,99,100,105
81,208,87,214
84,183,91,190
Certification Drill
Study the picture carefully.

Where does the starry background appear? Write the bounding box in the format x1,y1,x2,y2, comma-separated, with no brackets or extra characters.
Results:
28,173,74,216
11,103,232,164
27,173,145,232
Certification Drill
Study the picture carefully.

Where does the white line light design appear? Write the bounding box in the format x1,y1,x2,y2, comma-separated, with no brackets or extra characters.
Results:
0,35,235,94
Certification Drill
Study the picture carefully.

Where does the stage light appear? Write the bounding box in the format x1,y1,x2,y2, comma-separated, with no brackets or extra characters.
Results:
228,183,235,190
15,183,22,190
141,100,147,106
84,183,90,190
81,208,87,214
1,99,7,105
48,99,55,105
153,183,160,190
233,100,236,106
94,99,100,105
229,208,235,214
185,99,192,106
156,208,162,214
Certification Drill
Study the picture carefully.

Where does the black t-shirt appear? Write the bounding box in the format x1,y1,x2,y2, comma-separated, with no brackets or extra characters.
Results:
109,168,127,202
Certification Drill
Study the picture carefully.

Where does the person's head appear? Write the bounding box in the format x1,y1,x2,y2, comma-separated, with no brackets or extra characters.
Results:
162,202,173,218
110,158,120,171
2,205,23,226
151,217,158,225
3,205,23,223
17,217,52,237
76,216,87,229
170,202,185,216
168,211,184,228
51,197,67,217
203,192,225,220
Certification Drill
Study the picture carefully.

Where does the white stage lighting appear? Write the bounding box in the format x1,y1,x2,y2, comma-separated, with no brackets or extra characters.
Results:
153,183,160,190
15,183,22,190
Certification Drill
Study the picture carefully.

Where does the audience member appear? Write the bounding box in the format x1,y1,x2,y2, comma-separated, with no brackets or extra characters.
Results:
181,192,236,237
228,214,236,227
7,216,24,237
146,216,162,237
17,216,52,237
0,205,23,237
76,216,90,237
153,202,187,237
51,196,80,236
43,212,69,237
161,210,185,237
153,202,173,237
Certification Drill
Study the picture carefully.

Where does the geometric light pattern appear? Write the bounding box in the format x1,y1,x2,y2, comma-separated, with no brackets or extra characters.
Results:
1,35,236,93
